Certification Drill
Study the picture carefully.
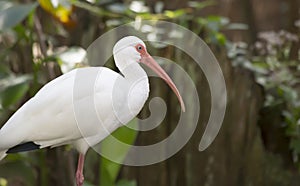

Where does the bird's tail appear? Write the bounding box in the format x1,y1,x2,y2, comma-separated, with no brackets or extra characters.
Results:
0,150,7,161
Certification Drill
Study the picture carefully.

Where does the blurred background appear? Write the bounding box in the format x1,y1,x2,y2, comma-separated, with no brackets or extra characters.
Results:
0,0,299,185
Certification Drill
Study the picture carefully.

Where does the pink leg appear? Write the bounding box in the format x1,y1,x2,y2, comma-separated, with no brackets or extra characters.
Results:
76,153,85,186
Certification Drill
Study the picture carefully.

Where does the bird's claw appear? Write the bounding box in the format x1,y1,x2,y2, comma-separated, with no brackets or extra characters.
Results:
76,171,84,186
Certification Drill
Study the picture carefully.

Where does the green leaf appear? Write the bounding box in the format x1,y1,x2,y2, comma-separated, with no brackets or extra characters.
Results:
100,165,114,186
215,32,227,45
188,0,216,9
0,2,38,31
164,9,186,19
0,82,29,108
100,118,138,185
116,180,137,186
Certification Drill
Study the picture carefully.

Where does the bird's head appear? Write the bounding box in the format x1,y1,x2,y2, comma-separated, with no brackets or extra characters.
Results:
113,36,146,63
113,36,185,112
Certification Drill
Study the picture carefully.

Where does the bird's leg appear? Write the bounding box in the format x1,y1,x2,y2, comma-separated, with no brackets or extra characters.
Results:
76,153,85,186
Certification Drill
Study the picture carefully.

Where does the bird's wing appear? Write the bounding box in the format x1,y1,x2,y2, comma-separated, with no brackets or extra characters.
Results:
0,67,122,151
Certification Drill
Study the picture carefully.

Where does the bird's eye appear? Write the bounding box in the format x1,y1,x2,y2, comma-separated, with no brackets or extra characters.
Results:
136,44,143,51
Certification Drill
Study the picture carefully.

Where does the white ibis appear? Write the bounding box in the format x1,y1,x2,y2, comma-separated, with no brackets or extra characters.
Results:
0,36,185,186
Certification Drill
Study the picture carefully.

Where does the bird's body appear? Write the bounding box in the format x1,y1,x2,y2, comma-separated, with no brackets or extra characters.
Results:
0,36,184,186
0,64,149,156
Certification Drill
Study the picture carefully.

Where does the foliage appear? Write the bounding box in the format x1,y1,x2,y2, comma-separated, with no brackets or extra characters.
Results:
228,26,300,167
100,119,138,186
0,2,37,31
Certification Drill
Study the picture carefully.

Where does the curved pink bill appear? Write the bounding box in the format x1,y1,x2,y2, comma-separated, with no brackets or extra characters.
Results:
141,54,186,112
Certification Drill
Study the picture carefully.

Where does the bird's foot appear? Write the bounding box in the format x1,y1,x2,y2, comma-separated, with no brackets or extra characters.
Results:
76,171,84,186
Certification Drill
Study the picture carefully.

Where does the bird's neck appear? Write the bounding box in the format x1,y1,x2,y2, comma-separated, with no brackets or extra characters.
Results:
120,62,147,82
120,62,149,95
118,62,150,121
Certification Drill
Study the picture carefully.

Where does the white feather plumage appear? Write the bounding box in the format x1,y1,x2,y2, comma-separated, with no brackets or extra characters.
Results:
0,36,149,156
